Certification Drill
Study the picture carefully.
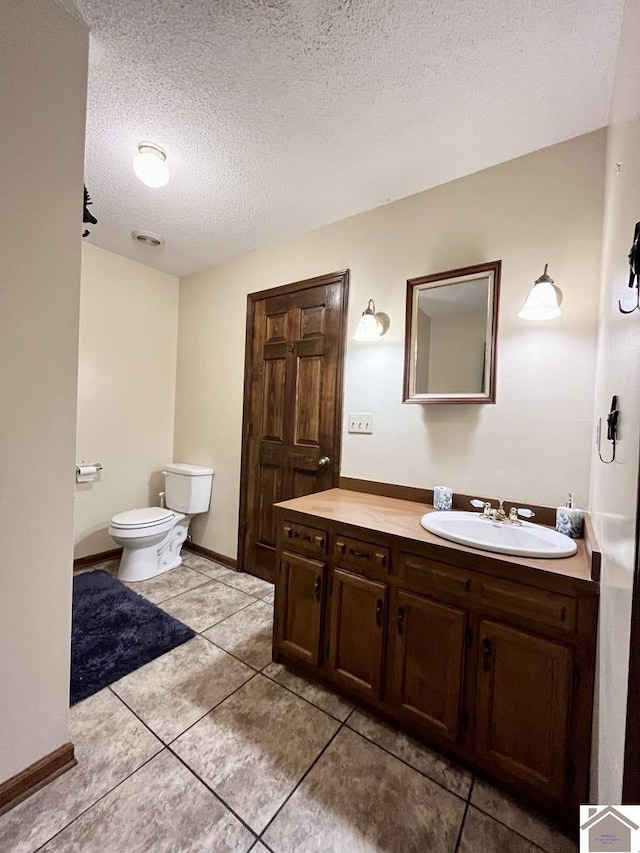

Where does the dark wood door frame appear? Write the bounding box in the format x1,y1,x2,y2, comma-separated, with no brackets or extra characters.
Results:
237,269,349,577
622,434,640,802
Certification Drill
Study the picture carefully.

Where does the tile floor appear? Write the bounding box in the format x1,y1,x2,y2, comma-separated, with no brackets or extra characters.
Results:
0,552,578,853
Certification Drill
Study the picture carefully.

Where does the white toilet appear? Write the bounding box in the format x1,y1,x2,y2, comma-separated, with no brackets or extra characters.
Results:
108,463,213,582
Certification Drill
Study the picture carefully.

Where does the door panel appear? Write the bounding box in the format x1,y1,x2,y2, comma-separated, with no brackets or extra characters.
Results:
392,589,467,743
295,356,323,445
301,304,325,337
274,551,325,667
327,568,388,701
240,272,348,581
475,620,573,801
262,358,286,441
257,464,282,547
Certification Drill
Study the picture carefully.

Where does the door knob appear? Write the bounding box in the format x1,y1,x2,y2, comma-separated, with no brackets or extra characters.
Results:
318,456,331,471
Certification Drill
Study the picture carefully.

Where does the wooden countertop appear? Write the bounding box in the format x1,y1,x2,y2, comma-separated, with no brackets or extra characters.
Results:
275,488,598,590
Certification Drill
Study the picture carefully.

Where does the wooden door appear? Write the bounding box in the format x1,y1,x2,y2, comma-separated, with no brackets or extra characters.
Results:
391,589,467,743
239,271,348,581
327,568,388,701
274,551,326,667
475,620,573,801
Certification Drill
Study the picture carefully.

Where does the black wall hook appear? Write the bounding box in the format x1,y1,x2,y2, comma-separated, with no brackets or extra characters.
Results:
619,221,640,314
598,395,619,464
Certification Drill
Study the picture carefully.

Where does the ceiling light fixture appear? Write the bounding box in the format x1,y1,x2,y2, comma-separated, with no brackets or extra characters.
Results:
353,299,391,341
518,264,562,320
132,230,164,247
133,142,169,188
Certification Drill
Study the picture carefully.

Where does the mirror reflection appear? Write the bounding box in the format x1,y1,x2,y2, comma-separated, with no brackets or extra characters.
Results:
404,261,500,404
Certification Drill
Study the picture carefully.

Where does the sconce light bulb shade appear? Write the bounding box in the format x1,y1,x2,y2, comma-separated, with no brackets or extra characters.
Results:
354,311,381,342
518,265,562,320
353,300,391,341
133,143,169,188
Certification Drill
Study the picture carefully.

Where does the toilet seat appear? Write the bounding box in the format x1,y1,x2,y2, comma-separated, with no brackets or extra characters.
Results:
110,507,175,530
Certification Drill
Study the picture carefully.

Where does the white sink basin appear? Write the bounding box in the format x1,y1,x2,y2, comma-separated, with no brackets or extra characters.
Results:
420,511,577,559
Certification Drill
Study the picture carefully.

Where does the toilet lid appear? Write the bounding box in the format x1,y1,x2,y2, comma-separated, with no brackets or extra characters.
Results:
111,507,174,529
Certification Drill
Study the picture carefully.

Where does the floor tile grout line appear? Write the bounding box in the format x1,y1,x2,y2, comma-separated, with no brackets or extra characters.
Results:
453,796,471,852
164,742,259,842
165,670,261,747
150,578,259,609
197,631,266,674
467,802,558,853
30,740,164,853
256,720,347,844
111,667,260,750
342,716,470,804
257,665,354,723
182,560,274,597
190,596,264,634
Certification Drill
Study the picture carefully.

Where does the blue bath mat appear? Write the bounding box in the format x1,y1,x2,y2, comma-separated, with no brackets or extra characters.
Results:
70,570,195,705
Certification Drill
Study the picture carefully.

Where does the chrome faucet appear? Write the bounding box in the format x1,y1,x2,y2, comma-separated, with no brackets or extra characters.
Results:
470,499,535,526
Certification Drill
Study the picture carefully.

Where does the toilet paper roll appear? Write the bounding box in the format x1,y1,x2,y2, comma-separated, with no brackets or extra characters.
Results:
76,465,99,483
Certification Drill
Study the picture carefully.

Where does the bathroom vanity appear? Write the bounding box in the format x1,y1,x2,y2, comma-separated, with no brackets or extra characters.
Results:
272,488,599,820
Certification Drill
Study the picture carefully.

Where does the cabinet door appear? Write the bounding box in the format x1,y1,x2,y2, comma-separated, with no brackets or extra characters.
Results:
274,551,325,667
475,620,573,801
327,568,388,701
391,589,467,743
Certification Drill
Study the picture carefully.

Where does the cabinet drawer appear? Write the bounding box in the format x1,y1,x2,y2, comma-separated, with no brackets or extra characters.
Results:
399,553,473,599
478,577,577,632
281,520,327,557
334,535,390,574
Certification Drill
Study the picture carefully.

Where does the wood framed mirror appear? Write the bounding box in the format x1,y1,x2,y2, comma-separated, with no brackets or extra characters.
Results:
403,260,501,404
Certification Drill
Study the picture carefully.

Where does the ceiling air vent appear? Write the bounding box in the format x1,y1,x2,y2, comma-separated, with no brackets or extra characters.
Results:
132,230,164,247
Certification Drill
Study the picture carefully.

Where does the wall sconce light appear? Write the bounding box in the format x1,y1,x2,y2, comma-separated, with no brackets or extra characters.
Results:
133,142,169,188
518,264,562,320
353,299,391,341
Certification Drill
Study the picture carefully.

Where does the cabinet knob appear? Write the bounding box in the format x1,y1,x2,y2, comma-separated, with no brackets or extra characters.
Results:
375,599,384,627
314,575,322,601
397,606,405,635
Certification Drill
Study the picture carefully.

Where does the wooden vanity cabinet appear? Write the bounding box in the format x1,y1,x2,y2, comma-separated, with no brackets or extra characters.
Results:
389,589,468,744
326,569,388,701
275,549,326,667
272,491,598,820
475,620,573,802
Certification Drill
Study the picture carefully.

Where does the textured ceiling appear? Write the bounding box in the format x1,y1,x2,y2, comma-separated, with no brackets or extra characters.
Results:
76,0,624,276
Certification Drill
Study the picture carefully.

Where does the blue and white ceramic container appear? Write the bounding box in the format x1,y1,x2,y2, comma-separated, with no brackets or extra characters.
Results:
555,507,584,539
433,486,453,511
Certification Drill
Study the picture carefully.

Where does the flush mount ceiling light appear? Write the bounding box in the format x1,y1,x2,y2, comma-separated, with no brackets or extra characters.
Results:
132,230,164,247
353,299,391,341
133,142,169,188
518,264,562,320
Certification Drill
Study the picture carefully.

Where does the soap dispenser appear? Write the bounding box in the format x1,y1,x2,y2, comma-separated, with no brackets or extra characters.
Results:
555,492,584,539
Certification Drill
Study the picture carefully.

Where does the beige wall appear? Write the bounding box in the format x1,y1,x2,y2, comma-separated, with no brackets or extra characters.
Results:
590,0,640,803
0,1,87,782
175,131,606,561
74,244,179,558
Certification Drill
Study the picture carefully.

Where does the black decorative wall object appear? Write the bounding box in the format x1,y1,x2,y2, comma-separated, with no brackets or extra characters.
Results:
83,185,97,238
619,221,640,314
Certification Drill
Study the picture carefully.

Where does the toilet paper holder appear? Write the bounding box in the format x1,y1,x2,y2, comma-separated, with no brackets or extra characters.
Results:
76,463,103,482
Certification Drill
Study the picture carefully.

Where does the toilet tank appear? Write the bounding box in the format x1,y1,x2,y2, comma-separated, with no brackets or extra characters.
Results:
163,463,213,514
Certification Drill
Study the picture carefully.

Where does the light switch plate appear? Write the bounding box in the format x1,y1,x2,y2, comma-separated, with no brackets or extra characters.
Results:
348,412,374,434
